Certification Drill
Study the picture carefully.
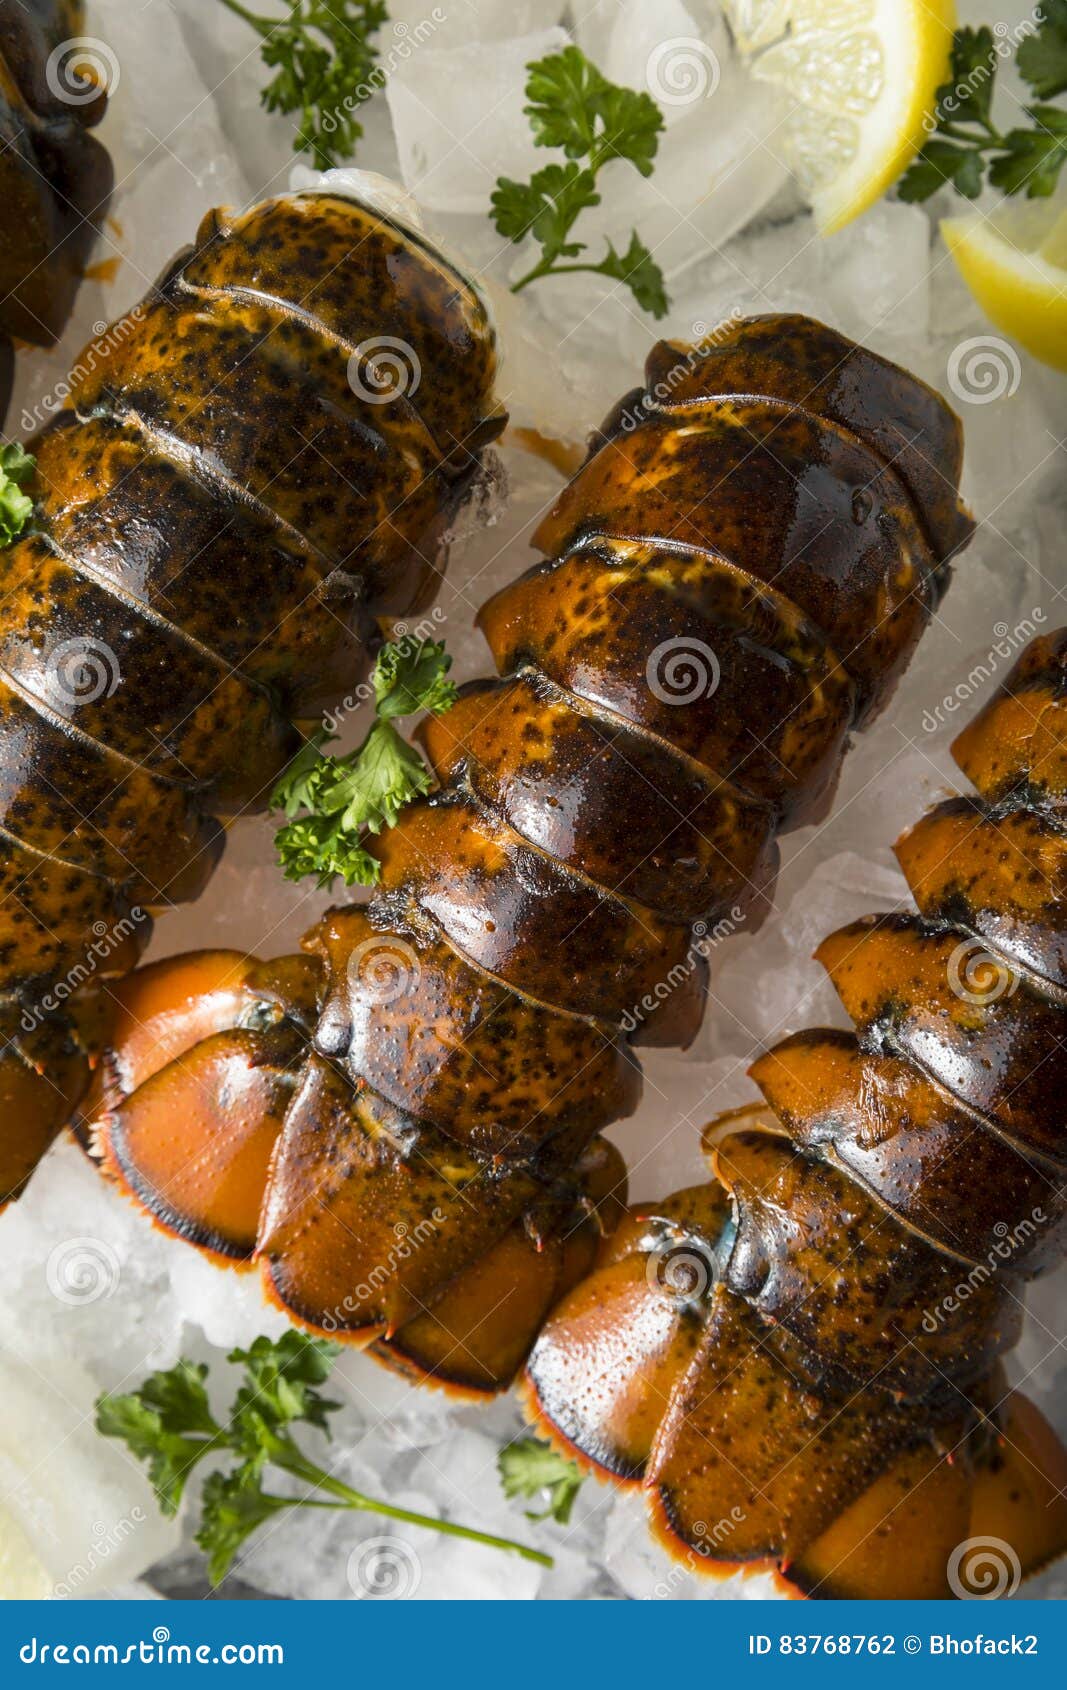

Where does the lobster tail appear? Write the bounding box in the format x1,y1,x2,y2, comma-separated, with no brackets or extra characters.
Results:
0,190,503,1202
84,316,974,1401
0,2,113,345
526,630,1067,1598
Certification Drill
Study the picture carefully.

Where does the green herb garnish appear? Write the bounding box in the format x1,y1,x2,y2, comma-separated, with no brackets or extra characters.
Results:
219,0,388,168
0,443,36,547
491,46,669,318
900,17,1067,203
98,1332,551,1586
498,1435,584,1526
271,636,456,889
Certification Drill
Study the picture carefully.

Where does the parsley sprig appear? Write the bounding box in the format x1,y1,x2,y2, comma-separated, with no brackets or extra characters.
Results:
97,1333,550,1586
900,15,1067,203
271,636,456,889
498,1436,584,1526
219,0,388,168
0,444,36,547
491,47,670,318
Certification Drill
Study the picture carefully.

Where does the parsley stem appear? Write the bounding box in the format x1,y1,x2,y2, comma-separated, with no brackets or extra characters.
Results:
511,259,636,294
218,0,276,36
275,1447,553,1566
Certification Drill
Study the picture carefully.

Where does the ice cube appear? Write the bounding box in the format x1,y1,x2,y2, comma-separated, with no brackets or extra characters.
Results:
386,27,571,214
0,1350,178,1597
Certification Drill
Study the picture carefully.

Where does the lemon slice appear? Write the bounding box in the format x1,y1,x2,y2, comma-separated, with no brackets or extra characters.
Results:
942,201,1067,372
725,0,957,233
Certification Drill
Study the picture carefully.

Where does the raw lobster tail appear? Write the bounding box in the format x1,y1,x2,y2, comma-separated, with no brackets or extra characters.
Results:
0,190,503,1202
0,1,113,347
83,315,974,1396
526,629,1067,1599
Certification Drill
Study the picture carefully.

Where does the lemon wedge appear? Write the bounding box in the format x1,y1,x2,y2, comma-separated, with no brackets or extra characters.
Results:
942,200,1067,372
725,0,957,233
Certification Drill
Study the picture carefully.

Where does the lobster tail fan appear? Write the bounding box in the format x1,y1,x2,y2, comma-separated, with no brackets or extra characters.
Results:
527,629,1067,1597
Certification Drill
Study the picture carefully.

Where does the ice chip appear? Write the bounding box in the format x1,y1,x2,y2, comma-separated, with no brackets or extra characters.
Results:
386,26,571,214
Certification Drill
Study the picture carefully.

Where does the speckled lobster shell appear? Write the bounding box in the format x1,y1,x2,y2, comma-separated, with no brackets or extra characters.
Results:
527,630,1067,1598
84,316,974,1405
0,1,112,347
0,188,503,1198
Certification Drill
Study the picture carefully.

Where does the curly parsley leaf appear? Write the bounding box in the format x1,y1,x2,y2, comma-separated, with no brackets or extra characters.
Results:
1018,2,1067,100
492,47,669,318
95,1361,222,1516
98,1335,550,1586
0,443,36,547
989,104,1067,197
271,636,455,888
219,0,388,168
899,22,1067,202
498,1436,584,1525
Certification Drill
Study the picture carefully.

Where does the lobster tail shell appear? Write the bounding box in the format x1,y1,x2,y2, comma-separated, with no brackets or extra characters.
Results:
526,630,1067,1597
0,190,503,1202
85,316,974,1404
0,1,113,345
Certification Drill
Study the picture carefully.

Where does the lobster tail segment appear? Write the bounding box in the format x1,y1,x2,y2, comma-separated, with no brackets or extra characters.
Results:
84,317,972,1403
527,630,1067,1597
